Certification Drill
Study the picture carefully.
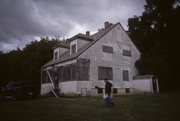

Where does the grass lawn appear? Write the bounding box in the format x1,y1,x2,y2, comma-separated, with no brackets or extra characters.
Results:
0,93,180,121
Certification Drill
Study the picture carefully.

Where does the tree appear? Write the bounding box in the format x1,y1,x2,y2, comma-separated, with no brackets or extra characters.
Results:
128,0,180,92
0,38,59,89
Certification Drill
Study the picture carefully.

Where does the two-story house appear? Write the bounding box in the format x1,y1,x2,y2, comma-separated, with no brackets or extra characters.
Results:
41,22,159,96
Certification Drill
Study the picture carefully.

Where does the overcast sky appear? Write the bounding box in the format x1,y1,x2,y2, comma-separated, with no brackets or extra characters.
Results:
0,0,146,52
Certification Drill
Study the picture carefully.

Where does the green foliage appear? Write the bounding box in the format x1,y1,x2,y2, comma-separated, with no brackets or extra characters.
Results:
0,37,59,88
128,0,180,92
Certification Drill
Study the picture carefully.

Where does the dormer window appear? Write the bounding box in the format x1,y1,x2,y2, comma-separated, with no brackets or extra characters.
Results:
54,52,58,60
71,44,77,54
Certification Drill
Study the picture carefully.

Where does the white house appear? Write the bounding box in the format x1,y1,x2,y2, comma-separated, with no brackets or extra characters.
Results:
41,22,159,96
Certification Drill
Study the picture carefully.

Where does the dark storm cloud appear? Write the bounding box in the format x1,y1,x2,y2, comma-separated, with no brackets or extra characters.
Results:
0,0,145,52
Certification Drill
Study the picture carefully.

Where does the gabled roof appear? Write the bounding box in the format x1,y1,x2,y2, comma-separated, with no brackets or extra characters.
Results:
53,41,70,49
68,33,93,42
43,23,119,67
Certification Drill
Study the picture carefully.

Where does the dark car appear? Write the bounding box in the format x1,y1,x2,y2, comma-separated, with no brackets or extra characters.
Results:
1,80,38,100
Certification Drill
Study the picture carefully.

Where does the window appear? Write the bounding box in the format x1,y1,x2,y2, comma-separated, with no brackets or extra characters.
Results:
71,44,76,54
113,88,117,94
60,66,76,81
125,88,130,93
42,71,51,84
98,66,113,80
123,50,131,57
59,61,90,81
54,52,58,59
102,45,113,53
123,70,129,81
78,66,89,80
97,88,103,94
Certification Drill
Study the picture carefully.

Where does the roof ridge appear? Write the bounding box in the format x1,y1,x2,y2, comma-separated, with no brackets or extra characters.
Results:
43,23,119,67
74,23,119,57
90,23,119,40
68,33,93,42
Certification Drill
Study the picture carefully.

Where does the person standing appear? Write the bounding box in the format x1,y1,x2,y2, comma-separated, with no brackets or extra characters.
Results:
104,78,114,107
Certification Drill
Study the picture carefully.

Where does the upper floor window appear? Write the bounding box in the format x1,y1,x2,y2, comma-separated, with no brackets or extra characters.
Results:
71,44,76,54
123,50,131,57
102,45,113,53
54,52,58,60
123,70,129,81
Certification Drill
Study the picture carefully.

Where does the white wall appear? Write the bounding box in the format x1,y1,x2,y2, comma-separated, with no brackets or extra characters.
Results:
59,81,91,95
70,39,90,54
41,24,142,96
79,24,140,90
59,81,78,94
41,83,53,95
59,47,69,56
53,48,60,60
133,79,153,93
77,39,90,51
53,47,69,60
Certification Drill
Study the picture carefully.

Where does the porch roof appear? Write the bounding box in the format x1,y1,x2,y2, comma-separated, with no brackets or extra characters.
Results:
133,75,154,80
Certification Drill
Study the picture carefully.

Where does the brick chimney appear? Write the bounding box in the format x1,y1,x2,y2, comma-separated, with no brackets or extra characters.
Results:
86,31,90,36
104,21,109,29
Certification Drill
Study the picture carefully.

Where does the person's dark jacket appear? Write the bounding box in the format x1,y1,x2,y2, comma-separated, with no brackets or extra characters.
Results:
105,81,113,94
